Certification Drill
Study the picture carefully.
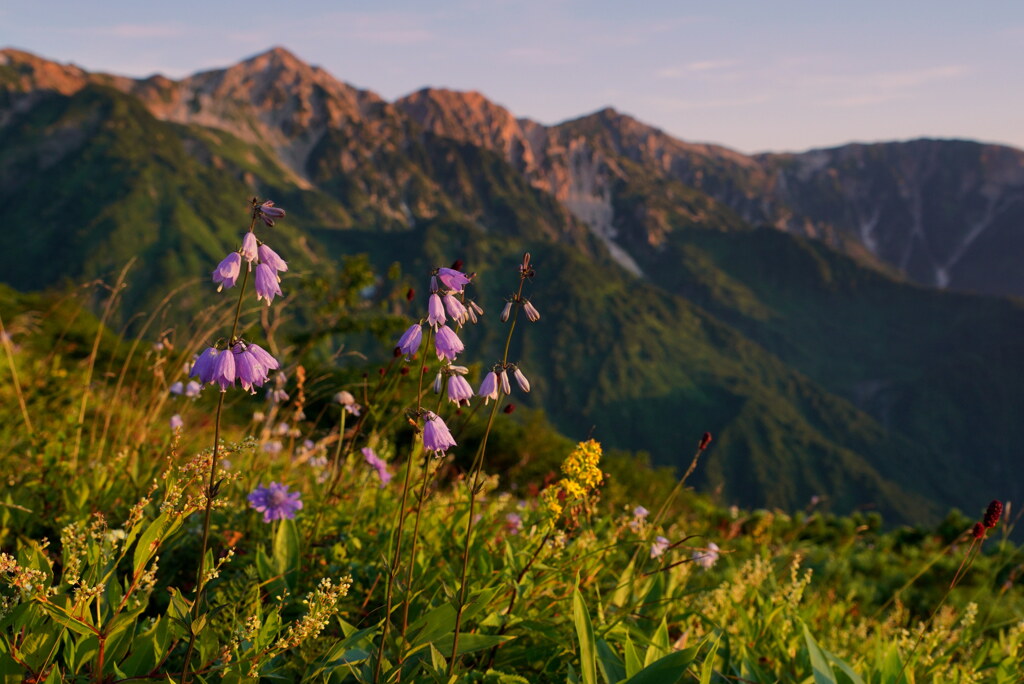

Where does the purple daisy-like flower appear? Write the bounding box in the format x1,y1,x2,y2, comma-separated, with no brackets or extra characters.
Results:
478,371,499,404
437,267,471,293
422,412,457,454
396,323,423,357
447,375,474,404
190,347,219,384
362,447,392,487
433,325,464,361
254,263,282,305
443,295,468,325
258,243,288,273
212,252,242,291
240,232,258,266
257,200,286,227
427,293,446,328
247,482,303,522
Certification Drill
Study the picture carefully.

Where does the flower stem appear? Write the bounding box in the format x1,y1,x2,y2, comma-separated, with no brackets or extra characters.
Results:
180,213,256,684
448,278,525,676
373,328,432,684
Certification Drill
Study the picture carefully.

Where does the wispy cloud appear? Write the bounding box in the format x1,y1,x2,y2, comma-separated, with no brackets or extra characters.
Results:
646,94,771,112
656,59,738,79
503,46,578,66
64,23,185,39
307,11,436,45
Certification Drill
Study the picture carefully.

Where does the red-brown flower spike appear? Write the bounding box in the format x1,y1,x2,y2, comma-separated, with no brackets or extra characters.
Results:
406,288,415,302
972,522,986,539
983,500,1003,528
699,432,713,450
450,259,464,272
503,403,516,414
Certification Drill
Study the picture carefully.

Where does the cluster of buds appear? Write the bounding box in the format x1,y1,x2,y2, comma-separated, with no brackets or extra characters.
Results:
972,499,1003,539
499,253,541,323
395,264,479,362
477,362,530,404
212,200,288,305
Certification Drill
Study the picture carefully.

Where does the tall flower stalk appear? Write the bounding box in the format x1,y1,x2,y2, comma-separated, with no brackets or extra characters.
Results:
449,253,537,675
180,198,288,683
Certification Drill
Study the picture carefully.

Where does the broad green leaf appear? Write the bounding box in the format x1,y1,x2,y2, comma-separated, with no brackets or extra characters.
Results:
273,517,300,589
624,647,699,684
572,587,597,684
624,635,642,678
700,634,722,684
433,633,513,656
596,639,626,684
802,623,838,684
643,619,669,667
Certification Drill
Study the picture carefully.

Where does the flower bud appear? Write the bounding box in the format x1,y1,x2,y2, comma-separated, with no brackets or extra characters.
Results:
500,301,512,322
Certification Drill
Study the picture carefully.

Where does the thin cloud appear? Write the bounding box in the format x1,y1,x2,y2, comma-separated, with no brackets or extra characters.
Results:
504,46,578,66
657,59,738,79
647,94,771,112
63,23,185,39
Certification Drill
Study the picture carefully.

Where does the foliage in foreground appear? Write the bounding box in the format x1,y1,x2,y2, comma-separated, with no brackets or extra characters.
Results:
0,266,1023,683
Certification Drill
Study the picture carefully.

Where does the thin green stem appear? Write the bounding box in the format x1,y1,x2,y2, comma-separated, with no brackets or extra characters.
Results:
448,277,526,675
181,213,256,684
373,328,431,684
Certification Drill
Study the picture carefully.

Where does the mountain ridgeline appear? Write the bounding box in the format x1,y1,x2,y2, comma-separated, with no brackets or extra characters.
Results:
3,46,1024,524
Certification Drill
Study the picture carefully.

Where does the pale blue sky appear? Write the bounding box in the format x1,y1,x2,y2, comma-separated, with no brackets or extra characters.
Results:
3,0,1022,153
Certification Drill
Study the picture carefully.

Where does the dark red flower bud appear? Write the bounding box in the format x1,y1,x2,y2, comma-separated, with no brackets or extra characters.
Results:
400,366,410,376
984,500,1003,528
503,403,516,414
450,259,464,271
393,346,403,358
972,522,986,539
406,288,415,301
699,432,712,450
378,368,385,376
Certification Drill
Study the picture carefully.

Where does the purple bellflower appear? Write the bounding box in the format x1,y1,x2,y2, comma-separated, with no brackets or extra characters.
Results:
257,201,286,226
247,343,280,373
169,381,184,395
513,367,531,392
693,542,720,570
396,324,423,357
212,347,236,391
443,295,468,325
170,414,183,431
422,412,457,454
434,325,464,361
185,380,201,397
478,371,499,404
254,263,282,305
190,347,220,384
247,482,303,522
428,293,446,328
447,375,474,404
233,343,271,393
437,267,471,293
240,232,258,266
258,243,288,273
212,252,242,291
523,299,541,322
362,447,392,487
498,369,511,395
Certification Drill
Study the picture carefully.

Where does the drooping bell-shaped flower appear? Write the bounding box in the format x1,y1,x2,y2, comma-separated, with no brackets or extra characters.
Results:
254,263,282,305
523,299,540,322
500,301,512,323
478,371,499,404
212,252,242,291
169,381,184,395
240,232,258,266
396,324,423,357
447,375,474,404
437,267,471,293
443,295,468,326
246,343,280,372
427,293,446,328
433,371,443,394
184,380,201,398
258,243,288,273
233,343,270,393
190,347,220,384
433,325,464,361
513,367,530,392
212,346,236,391
422,412,457,454
650,536,670,559
363,447,392,487
257,201,286,227
498,369,511,395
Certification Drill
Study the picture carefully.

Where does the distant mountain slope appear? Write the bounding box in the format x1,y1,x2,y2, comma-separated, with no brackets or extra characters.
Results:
3,47,1024,525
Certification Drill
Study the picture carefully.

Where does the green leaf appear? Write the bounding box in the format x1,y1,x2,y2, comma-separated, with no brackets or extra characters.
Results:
699,634,722,684
624,635,642,678
132,512,180,574
596,639,626,684
273,518,300,589
624,647,699,684
802,623,838,684
433,633,513,656
643,619,670,667
823,647,864,684
572,587,597,684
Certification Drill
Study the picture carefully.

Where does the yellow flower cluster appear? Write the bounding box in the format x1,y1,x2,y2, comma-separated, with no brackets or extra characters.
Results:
542,440,605,518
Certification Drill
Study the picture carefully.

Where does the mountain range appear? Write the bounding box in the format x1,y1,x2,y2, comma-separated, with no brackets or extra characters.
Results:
3,46,1024,524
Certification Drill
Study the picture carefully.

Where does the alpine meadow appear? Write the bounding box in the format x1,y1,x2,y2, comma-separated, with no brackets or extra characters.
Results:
0,46,1023,683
